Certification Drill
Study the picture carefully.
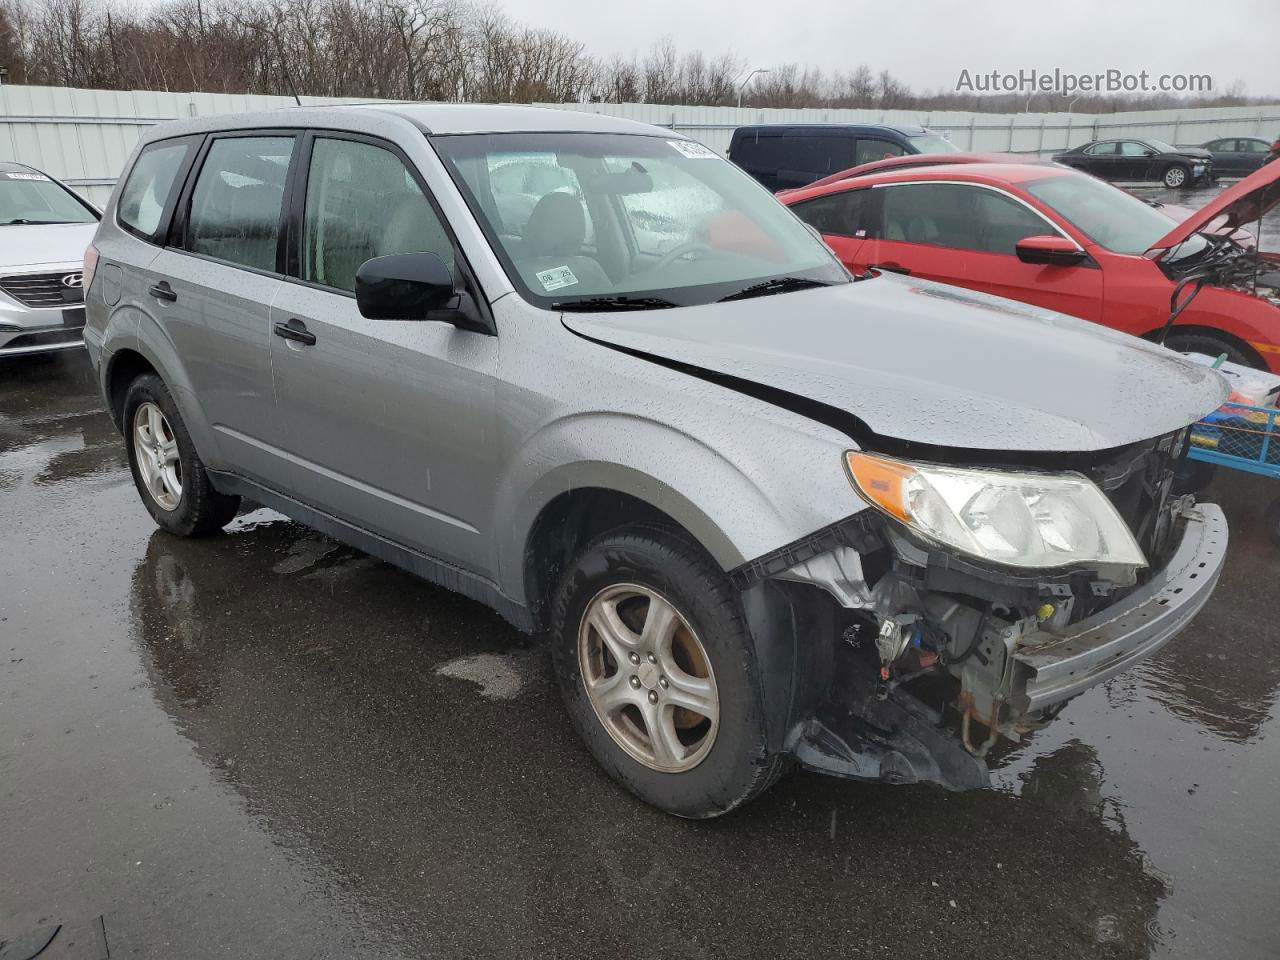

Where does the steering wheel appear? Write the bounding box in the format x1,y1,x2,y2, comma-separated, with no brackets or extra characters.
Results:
648,241,714,273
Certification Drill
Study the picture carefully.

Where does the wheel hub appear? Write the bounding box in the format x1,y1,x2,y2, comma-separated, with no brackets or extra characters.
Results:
637,661,659,690
577,583,720,773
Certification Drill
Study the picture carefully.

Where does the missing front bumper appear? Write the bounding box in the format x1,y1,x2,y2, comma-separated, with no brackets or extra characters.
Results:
1014,503,1227,712
773,502,1227,792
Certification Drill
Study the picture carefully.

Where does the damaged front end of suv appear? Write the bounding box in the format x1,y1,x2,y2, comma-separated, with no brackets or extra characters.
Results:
734,429,1228,791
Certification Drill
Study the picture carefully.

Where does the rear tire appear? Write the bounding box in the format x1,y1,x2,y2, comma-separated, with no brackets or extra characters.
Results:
1163,164,1190,188
1162,332,1259,369
548,525,786,818
123,373,240,537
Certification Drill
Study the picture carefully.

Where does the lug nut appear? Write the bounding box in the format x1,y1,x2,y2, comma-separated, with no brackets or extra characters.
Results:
647,653,657,664
628,652,641,665
659,676,669,689
629,675,641,688
647,690,659,704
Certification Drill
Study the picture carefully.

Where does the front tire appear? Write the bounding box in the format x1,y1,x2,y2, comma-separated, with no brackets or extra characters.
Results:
549,526,785,817
1163,164,1189,188
123,373,240,537
1162,332,1259,369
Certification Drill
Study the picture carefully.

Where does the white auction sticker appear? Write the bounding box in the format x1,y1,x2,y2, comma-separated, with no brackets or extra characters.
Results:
668,140,720,160
1,172,50,181
536,264,578,292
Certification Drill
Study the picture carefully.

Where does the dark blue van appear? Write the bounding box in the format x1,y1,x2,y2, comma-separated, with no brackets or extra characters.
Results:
728,124,958,191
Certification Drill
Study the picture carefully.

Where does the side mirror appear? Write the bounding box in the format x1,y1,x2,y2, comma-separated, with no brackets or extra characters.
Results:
1144,149,1157,157
1015,235,1088,267
355,252,495,335
356,252,456,319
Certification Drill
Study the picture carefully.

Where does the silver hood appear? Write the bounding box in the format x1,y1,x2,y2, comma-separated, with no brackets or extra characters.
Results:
0,222,97,272
562,275,1228,453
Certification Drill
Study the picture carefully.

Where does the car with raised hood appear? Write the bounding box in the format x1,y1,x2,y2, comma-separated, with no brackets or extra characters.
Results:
783,160,1280,371
84,104,1228,818
1053,138,1214,189
0,162,100,359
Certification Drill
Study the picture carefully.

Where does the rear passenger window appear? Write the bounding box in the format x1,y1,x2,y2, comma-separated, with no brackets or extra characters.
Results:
793,189,873,237
882,183,979,249
302,137,454,293
117,140,190,241
187,136,294,272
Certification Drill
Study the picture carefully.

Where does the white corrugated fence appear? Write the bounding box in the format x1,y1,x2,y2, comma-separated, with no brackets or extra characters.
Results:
0,83,1276,205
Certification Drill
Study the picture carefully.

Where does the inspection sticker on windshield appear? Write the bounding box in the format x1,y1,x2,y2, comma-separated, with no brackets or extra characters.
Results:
0,172,49,181
668,140,720,160
536,264,578,292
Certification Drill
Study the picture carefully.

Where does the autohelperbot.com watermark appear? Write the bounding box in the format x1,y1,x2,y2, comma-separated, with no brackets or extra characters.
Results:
956,68,1213,97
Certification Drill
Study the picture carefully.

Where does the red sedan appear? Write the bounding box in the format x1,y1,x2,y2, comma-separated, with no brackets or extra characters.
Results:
781,159,1280,371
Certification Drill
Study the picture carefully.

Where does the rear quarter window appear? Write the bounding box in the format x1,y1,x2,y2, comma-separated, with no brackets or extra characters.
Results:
117,139,193,242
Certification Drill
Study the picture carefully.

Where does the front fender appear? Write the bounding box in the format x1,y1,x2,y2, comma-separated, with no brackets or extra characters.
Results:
495,411,806,605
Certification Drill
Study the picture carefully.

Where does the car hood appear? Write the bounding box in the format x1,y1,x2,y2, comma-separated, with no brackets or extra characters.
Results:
1173,147,1214,160
562,276,1227,454
1149,160,1280,254
0,221,97,272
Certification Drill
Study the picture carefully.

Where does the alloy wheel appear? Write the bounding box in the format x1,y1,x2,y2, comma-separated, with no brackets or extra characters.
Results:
1165,166,1187,187
133,401,183,511
577,583,719,773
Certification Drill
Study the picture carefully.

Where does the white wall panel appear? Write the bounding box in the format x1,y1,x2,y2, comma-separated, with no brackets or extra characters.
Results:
0,83,1276,205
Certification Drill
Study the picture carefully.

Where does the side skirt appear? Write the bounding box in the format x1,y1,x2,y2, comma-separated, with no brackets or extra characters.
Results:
208,470,534,633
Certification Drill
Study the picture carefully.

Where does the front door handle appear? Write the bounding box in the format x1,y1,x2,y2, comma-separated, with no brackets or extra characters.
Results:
149,281,178,302
273,318,317,346
870,262,912,276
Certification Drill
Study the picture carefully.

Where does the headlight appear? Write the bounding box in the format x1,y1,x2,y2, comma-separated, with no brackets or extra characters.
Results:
845,451,1146,569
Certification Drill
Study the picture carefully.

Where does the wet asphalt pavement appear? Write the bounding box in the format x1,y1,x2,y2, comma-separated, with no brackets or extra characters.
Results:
3,351,1280,960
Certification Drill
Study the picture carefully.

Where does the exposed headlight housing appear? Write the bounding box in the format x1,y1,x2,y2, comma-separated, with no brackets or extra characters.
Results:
845,451,1146,570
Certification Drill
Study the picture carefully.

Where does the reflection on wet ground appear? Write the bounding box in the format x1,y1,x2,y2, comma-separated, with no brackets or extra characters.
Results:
3,352,1279,959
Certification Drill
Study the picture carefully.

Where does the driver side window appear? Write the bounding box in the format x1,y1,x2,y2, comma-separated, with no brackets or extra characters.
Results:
301,137,454,294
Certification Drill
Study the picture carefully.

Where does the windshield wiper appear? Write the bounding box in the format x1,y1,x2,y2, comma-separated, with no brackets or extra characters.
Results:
717,276,835,302
3,218,74,225
554,295,679,312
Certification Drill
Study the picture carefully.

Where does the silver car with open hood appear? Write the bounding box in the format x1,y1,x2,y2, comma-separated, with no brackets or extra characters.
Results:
83,104,1228,817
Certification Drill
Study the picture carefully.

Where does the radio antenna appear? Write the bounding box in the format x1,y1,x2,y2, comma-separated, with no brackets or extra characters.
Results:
267,22,302,106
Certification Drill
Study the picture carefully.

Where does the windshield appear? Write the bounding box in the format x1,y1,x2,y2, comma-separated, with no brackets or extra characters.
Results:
1145,138,1178,153
0,170,97,224
1023,172,1209,259
432,132,848,308
908,134,959,154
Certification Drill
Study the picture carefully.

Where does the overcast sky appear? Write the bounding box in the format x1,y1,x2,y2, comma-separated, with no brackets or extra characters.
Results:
500,0,1279,100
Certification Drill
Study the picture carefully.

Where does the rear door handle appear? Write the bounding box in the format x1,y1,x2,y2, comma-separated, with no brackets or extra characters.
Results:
273,318,317,346
870,262,912,276
149,281,177,302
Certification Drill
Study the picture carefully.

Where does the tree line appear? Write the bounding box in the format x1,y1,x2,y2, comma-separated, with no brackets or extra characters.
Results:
0,0,1266,112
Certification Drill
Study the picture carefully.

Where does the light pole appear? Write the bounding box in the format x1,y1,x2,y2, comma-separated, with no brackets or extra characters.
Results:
737,68,770,109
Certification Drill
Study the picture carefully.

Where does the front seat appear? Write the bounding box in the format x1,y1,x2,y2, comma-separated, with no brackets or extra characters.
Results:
518,191,608,292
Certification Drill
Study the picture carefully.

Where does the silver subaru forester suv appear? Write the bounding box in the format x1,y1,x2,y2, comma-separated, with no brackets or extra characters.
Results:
85,104,1228,817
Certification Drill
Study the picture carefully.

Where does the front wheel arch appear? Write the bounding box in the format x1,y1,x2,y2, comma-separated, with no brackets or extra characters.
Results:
1144,325,1266,370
